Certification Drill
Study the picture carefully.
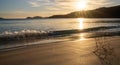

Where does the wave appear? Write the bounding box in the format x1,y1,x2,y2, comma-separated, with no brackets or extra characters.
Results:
1,26,120,50
0,26,120,45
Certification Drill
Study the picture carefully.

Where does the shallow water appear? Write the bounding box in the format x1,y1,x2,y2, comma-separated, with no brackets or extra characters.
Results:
0,18,120,49
0,18,120,33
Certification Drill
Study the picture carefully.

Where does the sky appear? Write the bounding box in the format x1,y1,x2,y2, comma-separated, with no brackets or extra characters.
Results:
0,0,120,18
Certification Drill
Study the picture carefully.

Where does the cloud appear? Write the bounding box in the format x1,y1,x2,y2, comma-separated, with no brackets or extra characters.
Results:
88,0,113,6
29,1,40,7
43,0,113,10
45,7,61,11
54,0,113,8
28,0,113,10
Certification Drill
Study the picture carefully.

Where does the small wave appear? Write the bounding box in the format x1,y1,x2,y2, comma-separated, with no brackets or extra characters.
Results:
0,30,47,35
0,30,49,44
0,26,120,45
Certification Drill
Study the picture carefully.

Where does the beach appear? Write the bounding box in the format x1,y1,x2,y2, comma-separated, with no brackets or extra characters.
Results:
0,1,120,65
0,36,119,65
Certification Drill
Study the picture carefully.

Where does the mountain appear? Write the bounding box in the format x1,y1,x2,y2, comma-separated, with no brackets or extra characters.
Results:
26,16,42,19
49,5,120,18
1,5,120,19
0,17,4,20
0,16,43,20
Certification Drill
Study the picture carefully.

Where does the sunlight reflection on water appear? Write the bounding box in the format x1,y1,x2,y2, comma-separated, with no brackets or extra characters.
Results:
77,18,84,30
80,33,87,40
77,18,87,40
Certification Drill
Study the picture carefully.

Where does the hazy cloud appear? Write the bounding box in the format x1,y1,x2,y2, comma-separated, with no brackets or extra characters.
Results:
28,0,113,10
29,0,40,7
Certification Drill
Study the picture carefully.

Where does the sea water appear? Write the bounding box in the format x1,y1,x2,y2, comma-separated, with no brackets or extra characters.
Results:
0,18,120,49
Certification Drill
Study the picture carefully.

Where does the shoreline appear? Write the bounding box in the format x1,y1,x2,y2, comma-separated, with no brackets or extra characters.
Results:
0,36,120,65
0,34,120,51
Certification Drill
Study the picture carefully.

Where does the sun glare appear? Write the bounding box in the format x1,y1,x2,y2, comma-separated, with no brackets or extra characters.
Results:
75,0,88,10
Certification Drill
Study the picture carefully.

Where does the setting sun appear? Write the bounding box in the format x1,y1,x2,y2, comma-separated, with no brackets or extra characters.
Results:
75,0,88,10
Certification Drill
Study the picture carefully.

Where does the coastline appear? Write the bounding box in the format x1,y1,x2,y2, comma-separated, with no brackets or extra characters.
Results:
0,36,119,65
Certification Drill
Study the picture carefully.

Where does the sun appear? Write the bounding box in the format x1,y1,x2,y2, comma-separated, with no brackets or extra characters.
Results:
75,0,88,10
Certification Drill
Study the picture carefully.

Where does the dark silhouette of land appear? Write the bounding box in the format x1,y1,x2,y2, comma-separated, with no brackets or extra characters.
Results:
0,16,42,20
0,17,5,20
26,16,42,19
49,5,120,18
0,5,120,20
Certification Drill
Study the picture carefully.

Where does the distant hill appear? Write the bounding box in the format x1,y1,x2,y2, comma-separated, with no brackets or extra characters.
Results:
1,5,120,19
0,17,4,20
0,16,43,20
49,5,120,18
26,16,42,19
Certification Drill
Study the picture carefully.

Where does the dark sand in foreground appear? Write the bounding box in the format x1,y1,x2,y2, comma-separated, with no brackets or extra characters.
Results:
0,37,120,65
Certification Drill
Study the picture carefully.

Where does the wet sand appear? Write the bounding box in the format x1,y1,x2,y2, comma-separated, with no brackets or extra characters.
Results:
0,36,120,65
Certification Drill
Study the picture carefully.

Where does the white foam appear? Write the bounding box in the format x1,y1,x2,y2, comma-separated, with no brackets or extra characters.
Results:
0,30,48,36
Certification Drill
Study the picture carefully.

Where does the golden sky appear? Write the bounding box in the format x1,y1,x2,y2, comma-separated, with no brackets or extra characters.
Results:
0,0,119,18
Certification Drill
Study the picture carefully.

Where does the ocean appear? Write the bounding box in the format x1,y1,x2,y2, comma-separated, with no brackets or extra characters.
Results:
0,18,120,50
